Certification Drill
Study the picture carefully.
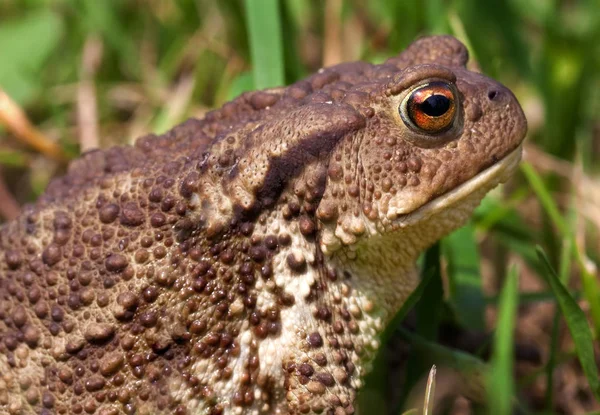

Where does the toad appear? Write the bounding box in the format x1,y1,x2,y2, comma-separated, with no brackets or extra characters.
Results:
0,35,526,414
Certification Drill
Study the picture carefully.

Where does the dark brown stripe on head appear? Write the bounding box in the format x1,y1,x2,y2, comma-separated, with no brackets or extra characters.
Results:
224,103,366,218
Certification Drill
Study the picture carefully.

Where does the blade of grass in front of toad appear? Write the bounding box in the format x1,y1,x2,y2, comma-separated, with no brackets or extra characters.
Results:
381,265,440,345
402,243,444,407
536,247,600,401
244,0,285,89
358,265,438,414
443,222,485,331
488,265,519,415
415,243,444,341
545,235,572,410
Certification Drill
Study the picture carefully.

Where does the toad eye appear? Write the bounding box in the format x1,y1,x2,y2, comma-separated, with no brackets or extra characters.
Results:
400,81,457,134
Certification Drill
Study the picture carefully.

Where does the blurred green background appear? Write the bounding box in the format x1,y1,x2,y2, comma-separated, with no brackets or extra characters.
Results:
0,0,599,414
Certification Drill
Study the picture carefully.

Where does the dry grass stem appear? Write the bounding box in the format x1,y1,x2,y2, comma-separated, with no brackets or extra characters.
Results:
423,365,437,415
77,36,103,152
0,89,67,162
167,75,195,123
323,0,343,66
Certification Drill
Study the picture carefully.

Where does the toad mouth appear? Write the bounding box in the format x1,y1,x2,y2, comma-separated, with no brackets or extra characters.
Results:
392,143,523,226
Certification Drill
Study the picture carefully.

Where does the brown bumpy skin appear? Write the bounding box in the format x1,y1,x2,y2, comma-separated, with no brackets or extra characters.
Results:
0,36,527,415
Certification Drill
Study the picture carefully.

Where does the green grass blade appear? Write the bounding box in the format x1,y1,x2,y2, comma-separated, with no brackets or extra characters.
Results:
359,265,438,414
443,223,485,331
545,237,572,409
280,0,305,83
415,243,444,341
474,195,550,278
227,72,255,101
488,265,519,415
520,162,567,235
536,247,600,401
522,161,600,334
571,245,600,338
381,264,439,344
402,244,444,407
474,187,529,233
244,0,285,89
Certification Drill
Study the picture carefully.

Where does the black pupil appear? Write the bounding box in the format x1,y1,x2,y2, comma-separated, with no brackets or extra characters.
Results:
419,94,450,117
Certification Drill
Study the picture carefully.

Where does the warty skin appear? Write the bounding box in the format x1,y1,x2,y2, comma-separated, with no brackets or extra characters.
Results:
0,36,526,414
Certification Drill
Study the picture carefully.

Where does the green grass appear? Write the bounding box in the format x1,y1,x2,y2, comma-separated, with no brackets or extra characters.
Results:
537,247,600,401
488,266,519,415
443,223,486,331
1,0,599,413
243,0,284,89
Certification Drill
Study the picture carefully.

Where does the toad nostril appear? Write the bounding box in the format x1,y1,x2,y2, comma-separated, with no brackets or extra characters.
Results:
487,89,499,101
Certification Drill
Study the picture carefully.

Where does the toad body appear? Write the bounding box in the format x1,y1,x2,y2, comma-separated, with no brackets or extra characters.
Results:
0,36,526,415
